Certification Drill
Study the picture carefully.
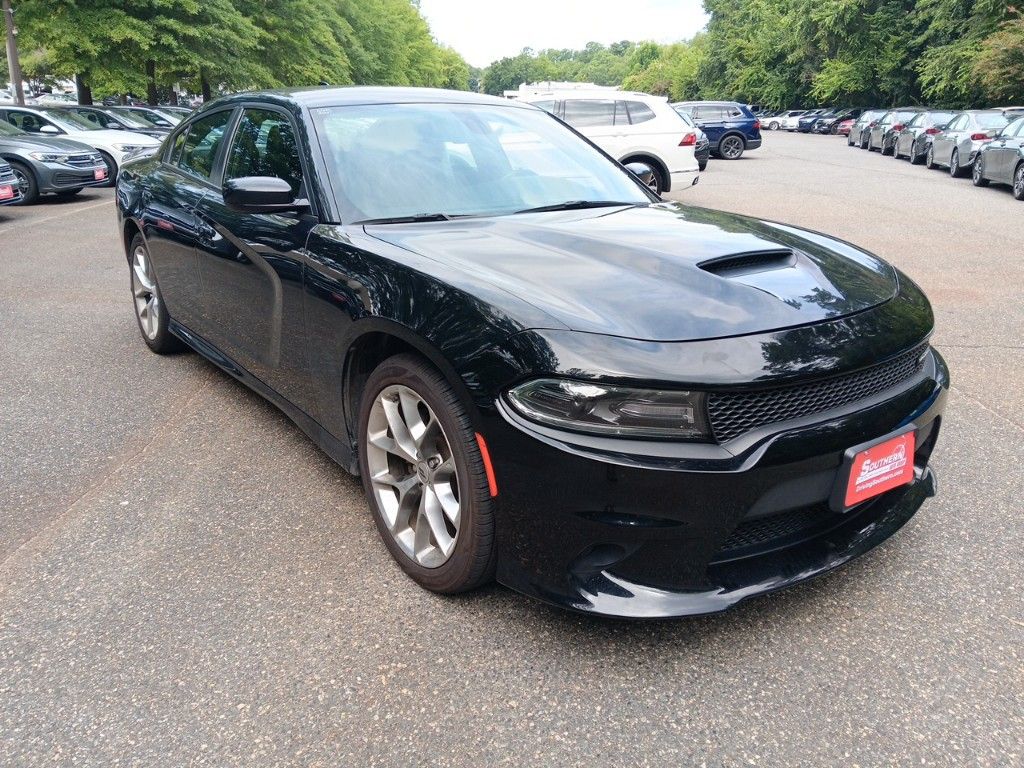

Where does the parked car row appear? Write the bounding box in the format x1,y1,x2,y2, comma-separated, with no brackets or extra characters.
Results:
845,107,1024,200
0,103,192,204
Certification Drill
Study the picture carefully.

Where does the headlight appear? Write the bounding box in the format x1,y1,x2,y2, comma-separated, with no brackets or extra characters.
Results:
29,152,71,163
505,379,710,440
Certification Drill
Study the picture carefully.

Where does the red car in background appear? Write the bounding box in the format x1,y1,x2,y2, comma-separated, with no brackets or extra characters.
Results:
837,118,854,136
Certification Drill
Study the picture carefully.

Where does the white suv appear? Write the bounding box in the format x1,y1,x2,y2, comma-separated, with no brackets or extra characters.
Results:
520,90,699,194
0,105,161,183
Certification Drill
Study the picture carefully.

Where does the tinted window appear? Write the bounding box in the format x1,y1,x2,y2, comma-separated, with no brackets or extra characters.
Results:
177,110,232,180
1009,117,1024,137
531,100,555,114
727,106,744,118
5,111,51,132
226,108,304,196
562,100,616,128
625,101,656,124
948,115,967,131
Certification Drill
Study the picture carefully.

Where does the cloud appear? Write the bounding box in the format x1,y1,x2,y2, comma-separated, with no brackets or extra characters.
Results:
418,0,709,68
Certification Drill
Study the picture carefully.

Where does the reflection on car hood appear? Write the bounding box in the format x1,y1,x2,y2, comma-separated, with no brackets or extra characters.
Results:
63,128,161,145
367,202,899,342
0,134,99,153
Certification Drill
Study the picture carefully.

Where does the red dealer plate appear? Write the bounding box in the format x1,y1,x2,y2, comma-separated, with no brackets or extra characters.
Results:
94,168,107,180
0,184,13,200
834,430,916,510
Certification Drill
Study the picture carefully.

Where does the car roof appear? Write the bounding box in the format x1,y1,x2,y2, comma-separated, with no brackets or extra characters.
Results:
199,86,536,112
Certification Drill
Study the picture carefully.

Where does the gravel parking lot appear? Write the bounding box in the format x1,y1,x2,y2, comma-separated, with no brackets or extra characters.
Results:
1,130,1021,766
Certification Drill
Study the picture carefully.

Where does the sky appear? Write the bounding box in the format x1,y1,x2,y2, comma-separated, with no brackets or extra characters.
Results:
417,0,710,68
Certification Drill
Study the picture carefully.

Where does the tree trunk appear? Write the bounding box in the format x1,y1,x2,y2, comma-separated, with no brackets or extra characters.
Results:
200,69,212,103
146,59,157,105
75,73,93,105
2,0,25,106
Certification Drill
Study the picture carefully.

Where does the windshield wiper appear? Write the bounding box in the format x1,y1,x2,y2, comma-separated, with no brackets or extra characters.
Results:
359,212,454,224
513,200,642,215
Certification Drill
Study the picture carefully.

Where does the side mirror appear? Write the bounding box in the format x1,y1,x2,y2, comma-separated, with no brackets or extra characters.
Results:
223,176,309,213
623,162,657,191
39,124,60,134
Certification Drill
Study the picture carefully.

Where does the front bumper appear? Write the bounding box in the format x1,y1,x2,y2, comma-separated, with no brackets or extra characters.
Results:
480,348,948,619
37,162,109,192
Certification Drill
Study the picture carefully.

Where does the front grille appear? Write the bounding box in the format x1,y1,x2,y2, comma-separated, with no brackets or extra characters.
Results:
53,172,93,185
0,169,15,184
708,343,929,442
65,153,103,168
713,504,842,561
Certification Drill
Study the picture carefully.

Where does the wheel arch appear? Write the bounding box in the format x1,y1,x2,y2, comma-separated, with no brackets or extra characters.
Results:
122,217,144,263
618,153,669,192
341,319,483,460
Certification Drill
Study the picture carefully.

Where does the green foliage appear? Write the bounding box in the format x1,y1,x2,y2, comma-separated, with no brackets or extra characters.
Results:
476,0,1016,109
10,0,471,101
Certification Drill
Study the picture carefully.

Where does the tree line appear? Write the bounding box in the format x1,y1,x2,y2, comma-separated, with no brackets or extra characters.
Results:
482,1,1024,108
4,0,472,103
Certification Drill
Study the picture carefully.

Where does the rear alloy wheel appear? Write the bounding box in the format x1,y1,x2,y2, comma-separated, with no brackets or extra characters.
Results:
630,161,664,194
1014,163,1024,201
950,149,967,178
359,354,495,593
861,134,870,150
129,235,183,353
719,134,745,160
769,120,780,130
926,145,937,169
909,142,924,165
8,161,38,205
972,156,989,187
881,138,893,156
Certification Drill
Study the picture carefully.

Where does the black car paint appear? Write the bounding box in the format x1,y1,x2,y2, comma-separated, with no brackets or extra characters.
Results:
116,88,946,618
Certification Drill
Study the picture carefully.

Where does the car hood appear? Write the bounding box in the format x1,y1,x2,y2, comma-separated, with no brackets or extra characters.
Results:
0,134,98,153
366,202,899,342
65,129,161,146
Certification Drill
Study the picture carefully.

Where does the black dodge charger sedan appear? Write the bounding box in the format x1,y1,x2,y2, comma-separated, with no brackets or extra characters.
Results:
115,88,947,618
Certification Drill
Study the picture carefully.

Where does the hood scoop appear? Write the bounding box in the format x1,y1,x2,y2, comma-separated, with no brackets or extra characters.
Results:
698,249,796,276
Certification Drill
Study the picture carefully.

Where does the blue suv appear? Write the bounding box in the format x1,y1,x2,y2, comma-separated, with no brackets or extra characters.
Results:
672,101,762,159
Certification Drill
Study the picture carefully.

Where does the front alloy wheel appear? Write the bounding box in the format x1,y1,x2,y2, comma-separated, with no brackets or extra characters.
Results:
366,384,461,568
359,354,495,593
719,135,744,160
926,145,936,169
1014,163,1024,201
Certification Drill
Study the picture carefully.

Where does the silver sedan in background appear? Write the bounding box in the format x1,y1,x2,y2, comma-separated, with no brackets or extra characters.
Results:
927,110,1009,177
893,110,956,164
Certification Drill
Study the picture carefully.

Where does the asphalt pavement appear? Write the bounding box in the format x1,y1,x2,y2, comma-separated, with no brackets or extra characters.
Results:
1,131,1021,766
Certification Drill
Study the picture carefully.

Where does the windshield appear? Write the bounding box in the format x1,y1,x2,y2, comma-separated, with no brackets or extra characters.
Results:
152,109,183,125
0,120,25,137
975,112,1008,129
40,109,100,131
123,108,172,127
103,110,148,129
312,102,652,223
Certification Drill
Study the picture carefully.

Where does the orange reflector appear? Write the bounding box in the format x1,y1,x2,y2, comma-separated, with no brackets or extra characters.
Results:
475,432,499,497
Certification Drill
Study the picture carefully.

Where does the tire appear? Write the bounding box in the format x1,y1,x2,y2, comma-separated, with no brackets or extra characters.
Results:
7,160,38,205
56,187,83,198
909,142,924,165
628,161,664,194
972,155,989,187
1014,162,1024,201
950,149,967,178
358,353,496,594
881,138,893,156
698,158,707,172
719,134,745,160
128,234,183,354
768,120,780,131
98,151,118,187
926,144,937,169
847,134,855,147
861,134,870,150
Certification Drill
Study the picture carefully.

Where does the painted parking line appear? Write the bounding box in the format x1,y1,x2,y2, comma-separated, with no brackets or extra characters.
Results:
0,199,113,236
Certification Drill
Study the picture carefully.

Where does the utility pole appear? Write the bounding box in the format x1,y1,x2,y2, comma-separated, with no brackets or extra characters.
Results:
3,0,25,106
